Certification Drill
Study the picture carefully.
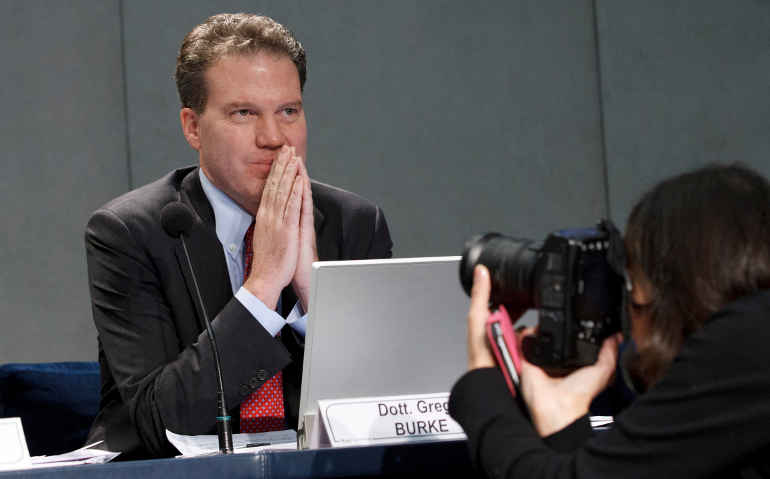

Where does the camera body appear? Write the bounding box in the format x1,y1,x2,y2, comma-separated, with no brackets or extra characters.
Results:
460,220,627,373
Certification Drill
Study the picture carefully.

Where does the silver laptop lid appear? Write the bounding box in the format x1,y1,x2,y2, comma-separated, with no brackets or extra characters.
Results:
298,256,469,422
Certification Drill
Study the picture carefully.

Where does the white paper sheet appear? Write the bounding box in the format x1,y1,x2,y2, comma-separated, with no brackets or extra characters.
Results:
4,442,121,471
165,429,297,456
0,418,30,471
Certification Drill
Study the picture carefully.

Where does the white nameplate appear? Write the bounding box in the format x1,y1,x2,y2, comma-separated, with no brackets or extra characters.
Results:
0,418,30,471
318,392,466,447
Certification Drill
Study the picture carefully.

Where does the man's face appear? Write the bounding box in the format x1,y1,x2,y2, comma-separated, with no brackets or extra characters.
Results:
181,51,307,214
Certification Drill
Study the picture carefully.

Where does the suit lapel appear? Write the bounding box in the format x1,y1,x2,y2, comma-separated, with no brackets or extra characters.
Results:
313,203,325,247
311,182,337,262
176,169,233,326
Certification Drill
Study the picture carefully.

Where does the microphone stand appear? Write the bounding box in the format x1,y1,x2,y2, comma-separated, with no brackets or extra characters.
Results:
180,235,234,454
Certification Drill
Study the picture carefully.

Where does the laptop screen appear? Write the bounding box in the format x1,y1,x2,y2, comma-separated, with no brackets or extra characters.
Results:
298,256,470,425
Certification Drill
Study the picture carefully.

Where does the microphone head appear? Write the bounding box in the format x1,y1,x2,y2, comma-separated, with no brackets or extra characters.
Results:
161,201,195,238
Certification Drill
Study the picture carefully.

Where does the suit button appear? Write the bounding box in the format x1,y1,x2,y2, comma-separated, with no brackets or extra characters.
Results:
256,369,267,381
239,384,250,397
249,377,259,388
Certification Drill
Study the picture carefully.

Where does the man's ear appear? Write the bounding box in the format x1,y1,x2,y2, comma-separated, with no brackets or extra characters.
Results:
180,107,201,151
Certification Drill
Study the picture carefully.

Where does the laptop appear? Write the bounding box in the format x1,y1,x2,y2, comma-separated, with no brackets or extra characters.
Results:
297,256,470,447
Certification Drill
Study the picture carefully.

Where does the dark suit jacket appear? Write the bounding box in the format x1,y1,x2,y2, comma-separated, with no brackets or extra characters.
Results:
84,166,392,458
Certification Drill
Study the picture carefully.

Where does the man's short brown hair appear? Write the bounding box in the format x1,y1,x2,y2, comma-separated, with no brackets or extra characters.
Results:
175,13,307,113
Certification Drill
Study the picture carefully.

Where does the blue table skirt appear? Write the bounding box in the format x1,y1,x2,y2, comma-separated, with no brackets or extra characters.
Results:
0,439,473,478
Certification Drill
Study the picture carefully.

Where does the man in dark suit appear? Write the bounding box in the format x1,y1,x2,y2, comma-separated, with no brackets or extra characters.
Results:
84,13,392,459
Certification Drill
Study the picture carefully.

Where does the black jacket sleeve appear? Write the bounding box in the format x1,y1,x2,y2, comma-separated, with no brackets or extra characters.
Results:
449,292,770,478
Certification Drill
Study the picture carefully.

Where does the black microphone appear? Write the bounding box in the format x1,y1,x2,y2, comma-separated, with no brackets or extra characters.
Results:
161,201,234,454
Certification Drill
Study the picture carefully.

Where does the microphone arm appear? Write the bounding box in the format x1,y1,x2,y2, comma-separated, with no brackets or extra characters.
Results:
179,234,234,454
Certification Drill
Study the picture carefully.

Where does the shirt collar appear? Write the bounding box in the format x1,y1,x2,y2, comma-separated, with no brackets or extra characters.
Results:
198,169,253,261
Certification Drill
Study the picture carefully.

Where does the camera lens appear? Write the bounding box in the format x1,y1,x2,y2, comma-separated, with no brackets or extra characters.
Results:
459,233,539,311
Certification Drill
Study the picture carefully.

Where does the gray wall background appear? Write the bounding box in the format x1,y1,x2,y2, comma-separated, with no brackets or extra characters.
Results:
1,1,768,363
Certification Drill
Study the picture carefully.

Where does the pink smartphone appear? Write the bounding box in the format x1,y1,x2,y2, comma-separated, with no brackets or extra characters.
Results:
485,305,523,396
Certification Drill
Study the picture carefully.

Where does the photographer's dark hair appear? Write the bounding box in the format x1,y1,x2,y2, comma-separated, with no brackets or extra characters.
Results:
625,163,770,387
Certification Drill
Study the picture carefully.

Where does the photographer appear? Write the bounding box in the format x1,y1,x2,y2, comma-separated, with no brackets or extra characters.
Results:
449,163,770,478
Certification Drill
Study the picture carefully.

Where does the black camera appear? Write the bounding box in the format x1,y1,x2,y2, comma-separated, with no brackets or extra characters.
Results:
460,220,628,373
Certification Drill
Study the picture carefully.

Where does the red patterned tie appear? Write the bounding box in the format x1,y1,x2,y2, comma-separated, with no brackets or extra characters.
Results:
239,221,286,432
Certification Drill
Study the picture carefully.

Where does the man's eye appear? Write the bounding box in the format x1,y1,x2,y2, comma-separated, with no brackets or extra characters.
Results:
282,107,298,116
231,109,254,119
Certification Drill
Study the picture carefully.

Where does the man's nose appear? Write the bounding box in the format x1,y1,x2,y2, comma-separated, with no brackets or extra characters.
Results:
255,116,285,149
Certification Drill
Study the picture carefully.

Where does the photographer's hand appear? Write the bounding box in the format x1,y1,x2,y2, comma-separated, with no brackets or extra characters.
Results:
465,264,619,437
467,265,496,369
519,331,621,437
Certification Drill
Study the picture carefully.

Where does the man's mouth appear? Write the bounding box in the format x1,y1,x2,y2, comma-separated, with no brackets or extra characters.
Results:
251,157,275,166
